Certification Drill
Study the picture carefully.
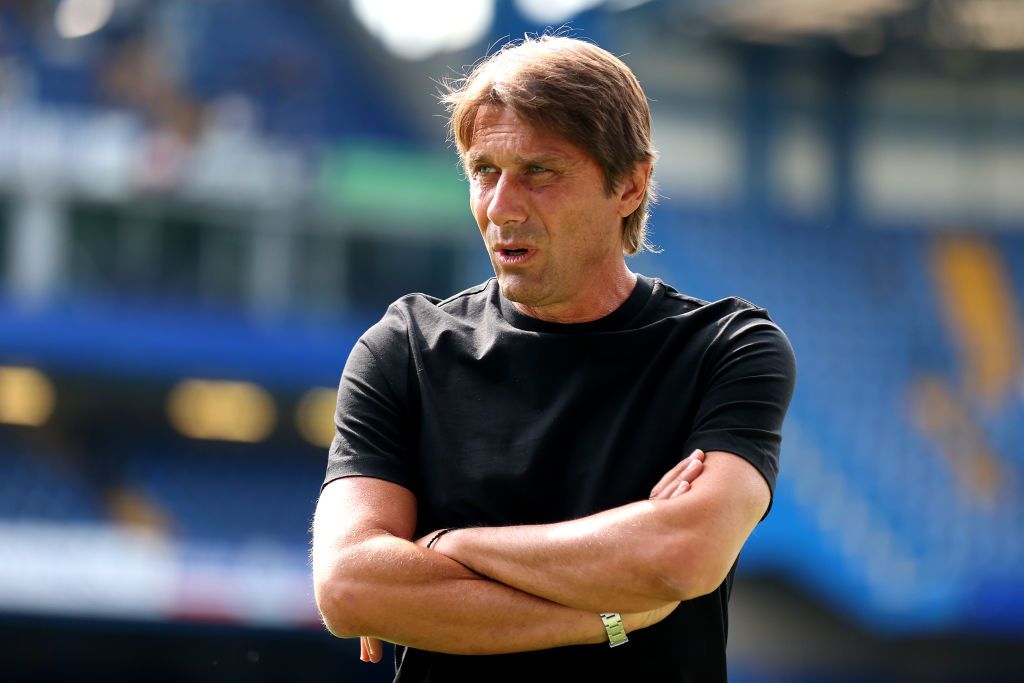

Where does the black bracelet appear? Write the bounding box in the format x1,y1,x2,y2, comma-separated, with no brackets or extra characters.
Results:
426,528,457,549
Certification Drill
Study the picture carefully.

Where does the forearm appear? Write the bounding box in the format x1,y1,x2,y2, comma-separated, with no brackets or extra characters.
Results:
432,498,695,613
430,451,766,613
315,530,616,655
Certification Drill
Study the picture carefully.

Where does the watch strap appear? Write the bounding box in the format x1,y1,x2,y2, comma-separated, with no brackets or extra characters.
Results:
599,612,628,648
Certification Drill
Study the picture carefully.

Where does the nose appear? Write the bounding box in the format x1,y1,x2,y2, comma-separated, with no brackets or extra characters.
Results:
486,172,528,228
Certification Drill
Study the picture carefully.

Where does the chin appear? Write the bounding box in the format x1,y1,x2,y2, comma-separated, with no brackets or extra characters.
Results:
496,274,542,305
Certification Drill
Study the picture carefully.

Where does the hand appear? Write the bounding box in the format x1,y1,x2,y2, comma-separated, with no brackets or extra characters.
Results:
649,449,705,500
360,636,383,663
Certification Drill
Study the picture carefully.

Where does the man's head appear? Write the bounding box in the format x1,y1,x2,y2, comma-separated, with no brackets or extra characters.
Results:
442,35,657,257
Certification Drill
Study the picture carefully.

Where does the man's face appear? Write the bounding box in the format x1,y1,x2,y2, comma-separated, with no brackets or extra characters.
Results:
466,105,630,320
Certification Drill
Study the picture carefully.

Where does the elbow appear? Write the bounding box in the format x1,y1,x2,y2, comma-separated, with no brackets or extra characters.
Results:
652,547,735,603
313,568,371,638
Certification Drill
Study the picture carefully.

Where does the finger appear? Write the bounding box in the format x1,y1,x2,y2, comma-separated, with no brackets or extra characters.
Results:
650,451,703,499
654,477,679,500
650,449,703,498
360,637,368,662
654,479,691,500
654,459,703,500
679,458,704,485
367,637,383,663
650,454,693,498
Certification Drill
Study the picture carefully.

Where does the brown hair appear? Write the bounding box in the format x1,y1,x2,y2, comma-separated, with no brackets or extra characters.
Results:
441,35,658,255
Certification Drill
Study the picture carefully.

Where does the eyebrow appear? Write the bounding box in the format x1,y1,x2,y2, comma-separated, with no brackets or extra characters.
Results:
464,152,568,168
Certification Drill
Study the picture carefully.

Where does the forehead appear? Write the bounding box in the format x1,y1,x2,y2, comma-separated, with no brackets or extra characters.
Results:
465,105,586,163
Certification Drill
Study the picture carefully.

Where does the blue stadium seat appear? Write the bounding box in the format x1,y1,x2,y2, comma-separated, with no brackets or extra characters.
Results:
0,444,104,522
645,208,1024,632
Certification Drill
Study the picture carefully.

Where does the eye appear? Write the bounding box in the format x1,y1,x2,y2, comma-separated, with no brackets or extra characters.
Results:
528,165,549,174
471,164,497,177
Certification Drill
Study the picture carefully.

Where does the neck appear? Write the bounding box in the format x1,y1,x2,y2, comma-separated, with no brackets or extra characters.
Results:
512,266,638,324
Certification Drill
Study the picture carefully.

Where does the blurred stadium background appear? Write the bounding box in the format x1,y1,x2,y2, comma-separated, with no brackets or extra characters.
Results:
0,0,1022,681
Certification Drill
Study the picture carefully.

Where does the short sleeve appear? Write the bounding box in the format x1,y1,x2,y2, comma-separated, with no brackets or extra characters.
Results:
322,308,418,492
682,307,796,514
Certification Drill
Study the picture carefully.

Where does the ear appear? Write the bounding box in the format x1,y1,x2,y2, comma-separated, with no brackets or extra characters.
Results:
616,161,652,218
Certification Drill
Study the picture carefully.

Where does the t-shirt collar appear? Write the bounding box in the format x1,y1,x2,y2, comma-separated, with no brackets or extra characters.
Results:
497,275,655,334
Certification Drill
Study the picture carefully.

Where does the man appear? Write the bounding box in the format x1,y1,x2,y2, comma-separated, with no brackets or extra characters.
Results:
311,35,795,681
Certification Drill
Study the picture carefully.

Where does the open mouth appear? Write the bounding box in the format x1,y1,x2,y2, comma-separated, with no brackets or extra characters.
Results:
497,247,533,265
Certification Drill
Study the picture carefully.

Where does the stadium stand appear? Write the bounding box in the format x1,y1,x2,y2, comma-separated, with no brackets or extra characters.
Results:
120,443,323,550
2,211,1020,636
0,443,103,522
638,208,1024,632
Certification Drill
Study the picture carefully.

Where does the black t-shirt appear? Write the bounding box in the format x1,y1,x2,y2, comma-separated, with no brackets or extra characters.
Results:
324,275,796,682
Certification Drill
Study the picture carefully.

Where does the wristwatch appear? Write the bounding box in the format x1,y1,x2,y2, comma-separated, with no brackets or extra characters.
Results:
599,612,629,648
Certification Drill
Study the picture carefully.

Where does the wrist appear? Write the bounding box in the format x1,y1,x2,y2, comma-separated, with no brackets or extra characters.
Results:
598,612,629,648
426,527,457,551
618,610,649,635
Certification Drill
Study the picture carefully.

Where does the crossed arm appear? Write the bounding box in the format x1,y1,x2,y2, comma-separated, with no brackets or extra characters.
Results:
311,449,769,661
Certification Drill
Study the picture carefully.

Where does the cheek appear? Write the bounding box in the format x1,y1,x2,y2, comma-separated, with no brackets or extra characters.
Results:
469,188,490,228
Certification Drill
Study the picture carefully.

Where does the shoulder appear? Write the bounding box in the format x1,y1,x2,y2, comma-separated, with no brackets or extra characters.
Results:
436,279,496,317
654,280,788,336
653,279,710,313
706,295,793,368
700,296,796,391
649,279,795,370
713,296,792,354
359,279,497,352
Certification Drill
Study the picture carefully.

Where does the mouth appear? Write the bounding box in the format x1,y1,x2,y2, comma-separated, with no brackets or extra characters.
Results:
495,247,535,266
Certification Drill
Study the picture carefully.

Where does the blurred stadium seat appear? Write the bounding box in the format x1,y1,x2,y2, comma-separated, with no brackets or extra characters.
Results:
639,210,1024,633
0,444,103,522
121,443,323,549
